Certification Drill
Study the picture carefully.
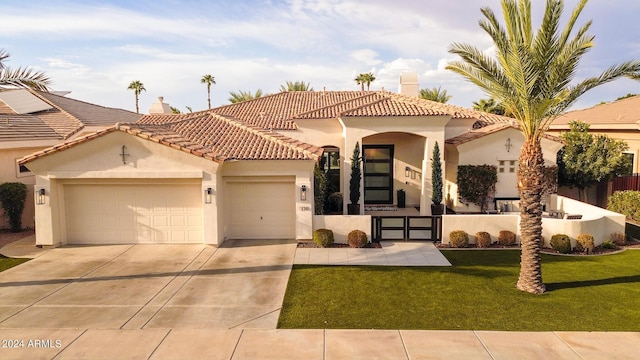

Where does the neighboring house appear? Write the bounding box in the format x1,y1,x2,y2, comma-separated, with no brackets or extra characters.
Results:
20,82,564,247
0,89,141,229
548,95,640,206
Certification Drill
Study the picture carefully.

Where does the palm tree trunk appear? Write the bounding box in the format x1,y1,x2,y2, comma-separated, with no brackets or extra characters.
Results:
516,138,546,294
135,94,139,114
207,86,211,109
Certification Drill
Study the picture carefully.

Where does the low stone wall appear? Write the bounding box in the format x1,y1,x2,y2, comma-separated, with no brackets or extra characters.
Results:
442,214,520,245
313,215,372,243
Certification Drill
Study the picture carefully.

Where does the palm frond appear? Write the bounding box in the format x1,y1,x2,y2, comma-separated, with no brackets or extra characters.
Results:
0,66,51,91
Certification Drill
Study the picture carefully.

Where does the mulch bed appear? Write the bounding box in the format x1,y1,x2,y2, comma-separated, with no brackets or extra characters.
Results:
436,238,640,256
297,241,382,249
0,229,34,248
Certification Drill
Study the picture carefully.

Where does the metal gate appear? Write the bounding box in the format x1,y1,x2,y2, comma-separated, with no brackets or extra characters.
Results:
371,216,441,242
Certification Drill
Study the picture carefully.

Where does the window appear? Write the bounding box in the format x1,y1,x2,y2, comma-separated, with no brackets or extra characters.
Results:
363,145,394,204
498,160,517,173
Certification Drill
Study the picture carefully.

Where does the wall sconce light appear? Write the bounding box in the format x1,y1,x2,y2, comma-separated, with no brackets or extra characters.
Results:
405,167,411,178
204,188,213,204
36,188,45,205
300,185,307,201
505,138,512,152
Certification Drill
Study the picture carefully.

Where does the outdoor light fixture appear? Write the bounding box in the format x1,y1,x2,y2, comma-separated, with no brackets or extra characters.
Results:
300,185,307,201
204,188,213,204
405,166,411,178
36,188,45,205
505,138,512,152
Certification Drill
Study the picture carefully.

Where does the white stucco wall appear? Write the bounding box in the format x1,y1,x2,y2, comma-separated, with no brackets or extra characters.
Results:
442,214,520,245
313,215,371,243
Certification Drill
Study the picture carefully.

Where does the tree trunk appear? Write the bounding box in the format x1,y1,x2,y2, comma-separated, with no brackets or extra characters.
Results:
516,139,546,294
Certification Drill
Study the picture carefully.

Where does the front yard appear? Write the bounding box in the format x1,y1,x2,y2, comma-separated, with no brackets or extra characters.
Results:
278,250,640,331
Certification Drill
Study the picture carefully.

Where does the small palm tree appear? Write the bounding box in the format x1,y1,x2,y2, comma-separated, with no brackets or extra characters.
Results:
201,74,216,109
447,0,640,294
0,49,51,91
419,87,452,103
472,98,506,115
354,72,376,91
228,89,264,104
127,80,146,114
279,81,313,92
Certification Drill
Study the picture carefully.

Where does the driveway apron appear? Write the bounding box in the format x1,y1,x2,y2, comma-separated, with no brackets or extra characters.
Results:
0,239,296,330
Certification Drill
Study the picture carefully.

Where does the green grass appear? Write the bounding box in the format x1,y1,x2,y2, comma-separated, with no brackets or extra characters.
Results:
0,255,29,272
278,250,640,331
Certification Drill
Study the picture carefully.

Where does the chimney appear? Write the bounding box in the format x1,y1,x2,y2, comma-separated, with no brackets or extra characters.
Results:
398,72,419,97
149,96,172,114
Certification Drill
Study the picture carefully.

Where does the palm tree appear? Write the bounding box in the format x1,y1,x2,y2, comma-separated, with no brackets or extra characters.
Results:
447,0,640,294
228,89,264,103
0,49,51,91
354,72,375,91
127,80,146,114
201,74,216,109
279,81,313,92
472,98,506,115
419,87,452,103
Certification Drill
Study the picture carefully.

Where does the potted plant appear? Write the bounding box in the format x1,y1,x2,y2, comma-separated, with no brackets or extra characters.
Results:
348,142,362,215
431,141,445,215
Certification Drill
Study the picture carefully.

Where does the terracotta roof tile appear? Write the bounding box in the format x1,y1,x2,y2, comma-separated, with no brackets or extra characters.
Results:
551,95,640,128
446,123,563,146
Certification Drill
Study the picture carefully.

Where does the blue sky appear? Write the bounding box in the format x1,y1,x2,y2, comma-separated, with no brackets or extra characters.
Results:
1,0,639,113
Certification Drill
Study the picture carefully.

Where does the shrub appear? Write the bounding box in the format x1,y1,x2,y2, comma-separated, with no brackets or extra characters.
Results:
313,229,334,248
601,240,617,250
550,234,572,254
327,192,343,213
498,230,516,246
313,162,327,215
449,230,469,248
607,191,640,223
475,231,491,248
0,182,28,232
347,230,368,248
575,233,595,254
456,165,498,212
610,231,627,246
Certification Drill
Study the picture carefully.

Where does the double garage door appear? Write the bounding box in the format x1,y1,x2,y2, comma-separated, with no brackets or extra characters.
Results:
65,183,203,244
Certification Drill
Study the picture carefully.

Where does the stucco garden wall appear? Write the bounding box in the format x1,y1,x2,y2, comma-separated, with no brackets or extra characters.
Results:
442,214,520,245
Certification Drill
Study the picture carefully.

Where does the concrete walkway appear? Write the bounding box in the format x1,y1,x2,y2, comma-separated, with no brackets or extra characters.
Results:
294,241,451,266
2,328,640,359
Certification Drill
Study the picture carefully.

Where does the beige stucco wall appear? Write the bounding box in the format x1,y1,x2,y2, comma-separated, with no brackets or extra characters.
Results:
0,147,43,229
448,128,562,212
313,215,371,243
25,131,220,247
442,214,520,245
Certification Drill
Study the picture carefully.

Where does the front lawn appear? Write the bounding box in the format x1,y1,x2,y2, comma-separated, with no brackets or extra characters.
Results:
278,250,640,331
0,255,29,272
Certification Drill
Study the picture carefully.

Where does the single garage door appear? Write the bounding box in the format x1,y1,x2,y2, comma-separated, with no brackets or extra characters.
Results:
227,180,295,239
65,183,202,244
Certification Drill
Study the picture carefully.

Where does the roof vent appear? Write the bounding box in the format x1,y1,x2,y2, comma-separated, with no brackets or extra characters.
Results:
149,96,172,114
399,72,419,97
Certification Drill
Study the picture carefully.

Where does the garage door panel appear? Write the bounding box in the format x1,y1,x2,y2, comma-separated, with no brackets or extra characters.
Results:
227,181,295,239
65,184,202,244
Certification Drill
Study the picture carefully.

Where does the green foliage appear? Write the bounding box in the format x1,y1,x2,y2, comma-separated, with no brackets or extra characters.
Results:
607,191,640,223
550,234,571,254
0,48,51,91
431,142,443,205
279,81,313,92
228,89,264,103
349,142,361,205
610,232,627,246
419,87,451,103
456,165,498,212
449,230,469,248
313,162,327,215
472,98,506,115
347,230,368,248
559,121,631,199
326,192,343,214
600,240,617,250
616,93,637,101
575,234,595,254
0,182,27,232
313,229,334,248
475,231,492,248
354,72,376,91
498,230,517,246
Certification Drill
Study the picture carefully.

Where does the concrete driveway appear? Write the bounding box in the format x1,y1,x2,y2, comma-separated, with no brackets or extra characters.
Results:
0,239,296,330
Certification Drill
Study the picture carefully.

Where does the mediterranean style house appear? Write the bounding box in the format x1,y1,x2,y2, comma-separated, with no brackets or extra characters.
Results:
19,80,563,247
0,88,141,229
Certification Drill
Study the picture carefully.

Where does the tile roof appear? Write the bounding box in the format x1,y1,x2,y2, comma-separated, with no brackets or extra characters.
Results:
446,123,563,146
19,113,323,165
0,89,141,142
551,95,640,128
202,90,515,129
